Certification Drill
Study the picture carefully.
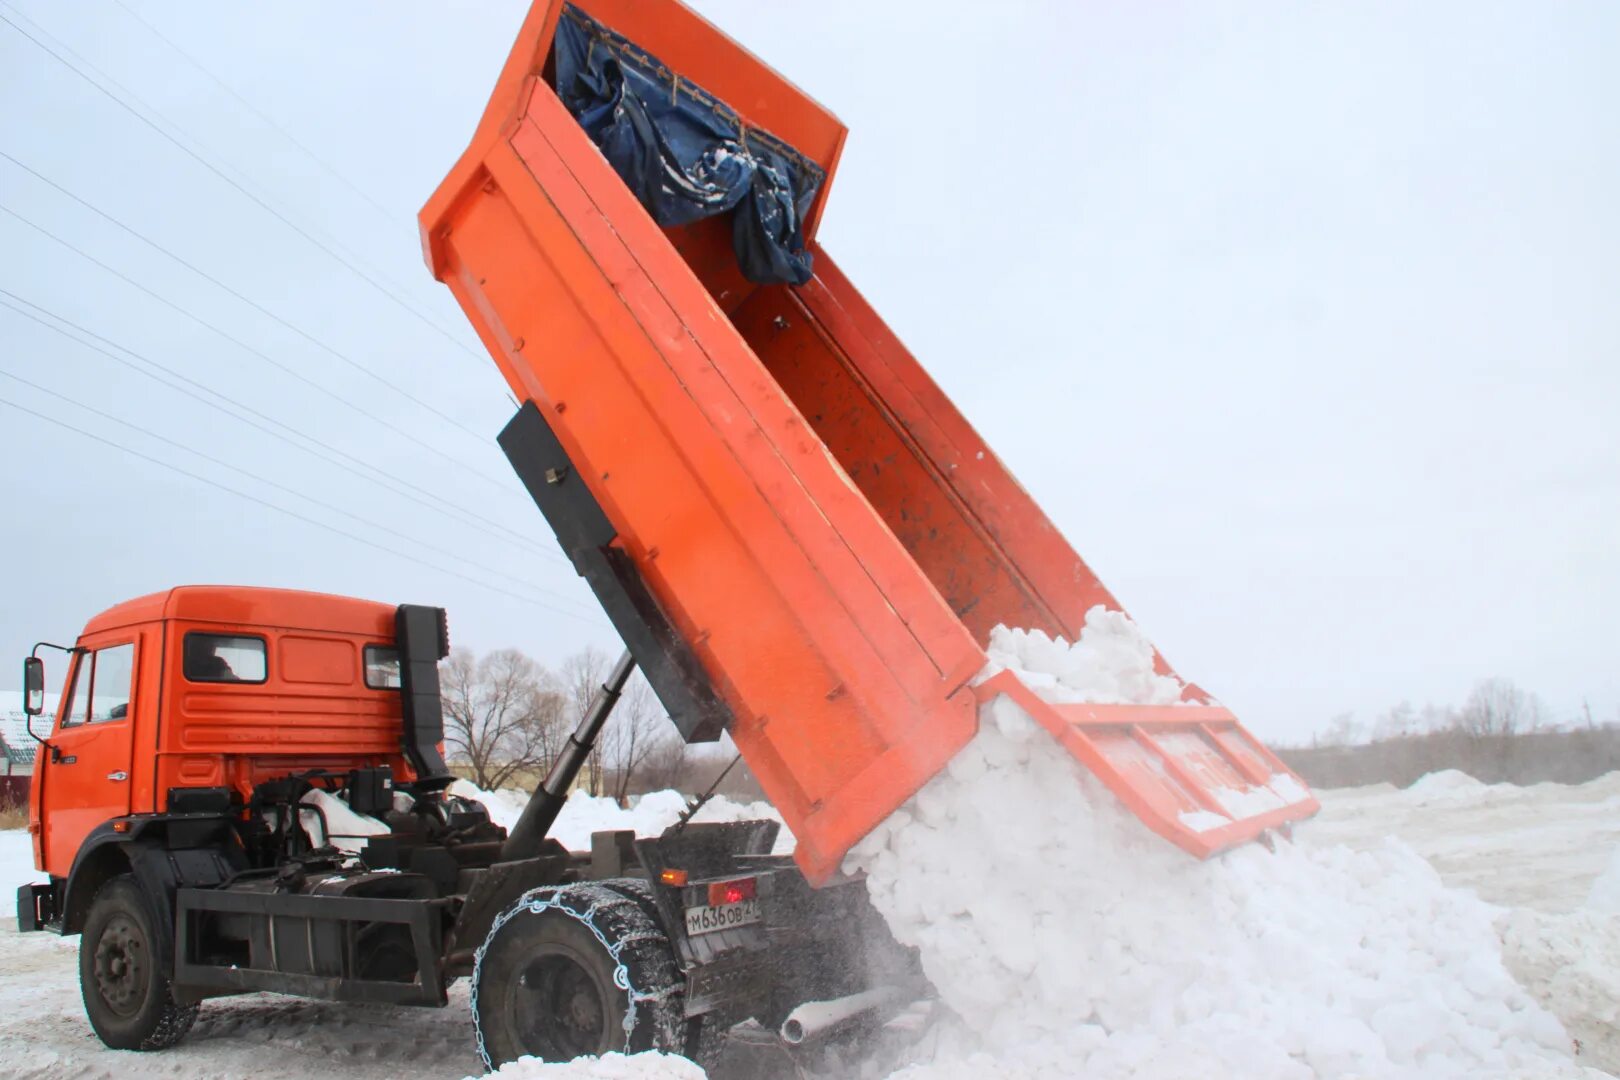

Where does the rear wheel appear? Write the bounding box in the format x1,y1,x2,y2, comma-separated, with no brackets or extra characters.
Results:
79,874,198,1050
472,882,687,1069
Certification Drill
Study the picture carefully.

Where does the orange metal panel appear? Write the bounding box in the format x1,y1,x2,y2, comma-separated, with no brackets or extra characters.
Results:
974,672,1319,856
421,0,1313,880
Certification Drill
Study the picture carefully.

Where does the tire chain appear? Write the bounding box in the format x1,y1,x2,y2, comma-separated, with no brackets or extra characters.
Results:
469,881,685,1072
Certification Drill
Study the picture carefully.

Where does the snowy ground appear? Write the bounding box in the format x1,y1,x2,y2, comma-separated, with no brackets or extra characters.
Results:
0,772,1615,1078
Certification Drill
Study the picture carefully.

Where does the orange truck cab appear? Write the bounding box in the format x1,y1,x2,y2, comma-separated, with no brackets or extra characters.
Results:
25,587,430,885
17,586,918,1066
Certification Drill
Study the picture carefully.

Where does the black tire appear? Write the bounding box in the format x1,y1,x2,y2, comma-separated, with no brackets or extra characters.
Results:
472,882,686,1070
79,874,199,1051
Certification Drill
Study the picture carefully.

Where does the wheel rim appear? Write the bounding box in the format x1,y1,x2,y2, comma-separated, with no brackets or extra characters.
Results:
93,914,148,1018
504,950,613,1061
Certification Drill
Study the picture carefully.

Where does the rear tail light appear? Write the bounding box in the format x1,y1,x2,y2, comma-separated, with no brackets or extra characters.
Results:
707,877,757,906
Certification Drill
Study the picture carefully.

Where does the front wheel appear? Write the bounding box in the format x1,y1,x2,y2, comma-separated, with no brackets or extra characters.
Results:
79,874,198,1050
471,882,687,1069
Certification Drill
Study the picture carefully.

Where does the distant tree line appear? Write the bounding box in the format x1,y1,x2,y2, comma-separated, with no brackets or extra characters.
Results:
1291,677,1611,750
439,645,764,803
1276,677,1620,789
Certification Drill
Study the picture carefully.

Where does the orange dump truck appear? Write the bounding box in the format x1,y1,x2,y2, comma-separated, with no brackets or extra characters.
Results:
15,1,1320,1069
421,0,1318,884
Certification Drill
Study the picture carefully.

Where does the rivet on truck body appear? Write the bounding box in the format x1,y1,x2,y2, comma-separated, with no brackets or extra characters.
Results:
646,547,660,560
825,683,846,701
512,337,525,351
554,401,567,414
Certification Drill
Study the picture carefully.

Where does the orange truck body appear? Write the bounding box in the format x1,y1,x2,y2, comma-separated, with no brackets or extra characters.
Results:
422,0,1317,882
30,587,411,879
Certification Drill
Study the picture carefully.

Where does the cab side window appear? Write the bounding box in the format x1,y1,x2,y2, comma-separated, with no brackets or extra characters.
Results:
88,644,135,723
58,643,135,728
183,633,267,684
364,646,401,689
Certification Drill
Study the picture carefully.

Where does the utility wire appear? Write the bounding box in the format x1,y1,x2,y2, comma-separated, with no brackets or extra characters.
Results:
0,3,485,363
108,0,400,225
0,289,573,571
0,392,608,628
0,200,514,496
0,366,591,615
0,149,490,445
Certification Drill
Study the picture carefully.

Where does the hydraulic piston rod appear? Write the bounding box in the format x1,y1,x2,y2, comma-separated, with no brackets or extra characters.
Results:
501,650,636,860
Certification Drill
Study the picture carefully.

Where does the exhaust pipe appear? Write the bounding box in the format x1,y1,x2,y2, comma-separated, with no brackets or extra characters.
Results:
779,987,906,1046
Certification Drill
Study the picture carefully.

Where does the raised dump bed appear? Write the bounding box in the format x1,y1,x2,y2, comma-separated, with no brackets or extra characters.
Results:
421,0,1316,882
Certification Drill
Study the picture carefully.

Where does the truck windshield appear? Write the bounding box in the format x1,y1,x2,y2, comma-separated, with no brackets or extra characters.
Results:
58,643,134,726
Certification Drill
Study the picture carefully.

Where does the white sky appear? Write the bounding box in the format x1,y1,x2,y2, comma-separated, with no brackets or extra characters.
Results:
0,1,1615,743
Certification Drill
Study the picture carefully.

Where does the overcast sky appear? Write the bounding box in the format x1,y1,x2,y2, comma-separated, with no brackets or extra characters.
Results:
0,1,1615,743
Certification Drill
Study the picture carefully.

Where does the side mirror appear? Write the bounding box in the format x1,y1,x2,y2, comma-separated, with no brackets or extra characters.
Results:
23,656,44,716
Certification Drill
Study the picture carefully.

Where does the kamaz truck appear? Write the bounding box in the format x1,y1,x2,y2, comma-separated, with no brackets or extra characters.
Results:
16,0,1316,1069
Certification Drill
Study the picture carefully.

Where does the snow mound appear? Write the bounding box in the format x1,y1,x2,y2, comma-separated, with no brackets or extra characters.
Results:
448,781,793,855
450,780,530,833
1502,907,1620,1072
1588,845,1620,914
1405,769,1487,799
847,608,1585,1079
475,1051,705,1078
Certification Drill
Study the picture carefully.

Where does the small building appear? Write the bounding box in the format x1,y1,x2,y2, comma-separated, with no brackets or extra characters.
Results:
1,712,38,777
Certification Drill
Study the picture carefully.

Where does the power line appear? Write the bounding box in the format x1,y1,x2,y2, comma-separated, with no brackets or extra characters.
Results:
108,0,400,226
0,392,608,628
0,365,595,616
0,200,514,496
0,149,491,445
0,2,485,362
0,288,572,570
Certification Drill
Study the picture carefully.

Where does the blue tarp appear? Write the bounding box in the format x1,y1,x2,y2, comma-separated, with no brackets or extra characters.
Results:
553,6,823,287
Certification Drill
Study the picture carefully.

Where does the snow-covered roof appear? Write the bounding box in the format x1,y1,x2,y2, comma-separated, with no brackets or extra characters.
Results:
0,714,38,769
0,692,54,771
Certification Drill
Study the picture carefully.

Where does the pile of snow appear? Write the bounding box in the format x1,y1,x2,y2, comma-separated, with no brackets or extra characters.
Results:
475,1051,704,1079
1589,845,1620,914
982,609,1191,706
848,609,1588,1079
1402,769,1489,803
448,780,793,854
1501,907,1620,1073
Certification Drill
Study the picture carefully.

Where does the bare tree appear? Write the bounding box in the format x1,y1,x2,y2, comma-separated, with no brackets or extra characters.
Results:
1316,712,1362,748
1372,701,1417,742
600,675,677,804
636,733,693,795
1457,677,1546,738
440,648,566,790
559,646,612,796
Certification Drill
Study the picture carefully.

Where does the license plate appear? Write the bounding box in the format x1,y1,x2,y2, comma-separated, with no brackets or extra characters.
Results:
685,898,761,937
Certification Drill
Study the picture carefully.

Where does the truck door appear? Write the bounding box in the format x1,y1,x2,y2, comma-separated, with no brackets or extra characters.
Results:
41,640,138,877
